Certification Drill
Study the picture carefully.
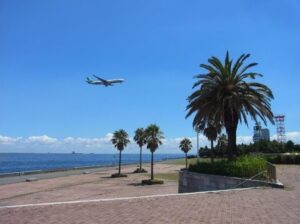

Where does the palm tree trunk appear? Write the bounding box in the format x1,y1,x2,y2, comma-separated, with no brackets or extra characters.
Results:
185,152,188,169
227,127,237,160
151,151,154,180
139,146,142,170
118,150,121,175
210,140,214,163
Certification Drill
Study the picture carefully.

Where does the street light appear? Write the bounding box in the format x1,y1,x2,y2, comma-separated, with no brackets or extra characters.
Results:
195,127,200,161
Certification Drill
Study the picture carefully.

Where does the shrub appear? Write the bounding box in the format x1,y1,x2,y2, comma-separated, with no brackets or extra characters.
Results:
141,179,164,185
189,156,267,178
264,154,300,165
111,173,128,178
133,168,148,173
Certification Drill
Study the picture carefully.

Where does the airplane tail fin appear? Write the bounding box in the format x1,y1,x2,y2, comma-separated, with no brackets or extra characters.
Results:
86,77,91,83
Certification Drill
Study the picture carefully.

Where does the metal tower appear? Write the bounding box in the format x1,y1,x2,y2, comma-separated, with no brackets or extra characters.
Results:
274,115,286,143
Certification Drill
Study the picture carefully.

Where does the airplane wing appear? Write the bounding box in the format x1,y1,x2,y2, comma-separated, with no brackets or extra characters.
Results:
93,75,108,83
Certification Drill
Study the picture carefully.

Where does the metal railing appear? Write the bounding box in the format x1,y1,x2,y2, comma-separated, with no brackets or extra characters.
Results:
266,162,277,183
234,162,278,189
234,170,267,189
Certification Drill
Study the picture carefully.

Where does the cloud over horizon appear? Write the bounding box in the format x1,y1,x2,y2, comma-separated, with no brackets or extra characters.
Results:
1,132,300,154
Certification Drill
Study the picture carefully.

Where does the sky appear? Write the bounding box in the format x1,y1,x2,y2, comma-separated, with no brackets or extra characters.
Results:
0,0,299,154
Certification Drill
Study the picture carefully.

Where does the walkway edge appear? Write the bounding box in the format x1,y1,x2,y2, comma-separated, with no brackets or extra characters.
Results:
0,187,265,209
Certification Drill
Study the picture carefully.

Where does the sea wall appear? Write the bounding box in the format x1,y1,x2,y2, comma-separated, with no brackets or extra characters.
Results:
178,170,283,193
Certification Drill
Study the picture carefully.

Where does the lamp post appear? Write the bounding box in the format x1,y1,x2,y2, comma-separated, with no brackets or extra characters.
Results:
196,127,200,161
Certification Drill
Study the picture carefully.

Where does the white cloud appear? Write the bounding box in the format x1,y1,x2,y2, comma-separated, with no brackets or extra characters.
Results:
25,135,58,144
0,132,299,153
0,135,22,145
63,135,112,149
286,132,300,144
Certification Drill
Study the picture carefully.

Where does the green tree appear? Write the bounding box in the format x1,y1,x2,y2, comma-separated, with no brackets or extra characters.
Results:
133,128,147,172
179,138,193,169
286,140,295,152
111,129,130,175
203,121,221,163
186,52,274,159
145,124,164,180
217,134,228,157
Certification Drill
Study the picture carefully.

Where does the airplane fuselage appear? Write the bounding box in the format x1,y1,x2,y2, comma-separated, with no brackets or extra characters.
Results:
86,76,124,87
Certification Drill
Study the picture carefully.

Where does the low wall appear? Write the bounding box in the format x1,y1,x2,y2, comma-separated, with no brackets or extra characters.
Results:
178,170,283,193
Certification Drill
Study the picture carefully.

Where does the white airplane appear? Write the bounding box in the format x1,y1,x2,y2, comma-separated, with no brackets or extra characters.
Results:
86,75,125,87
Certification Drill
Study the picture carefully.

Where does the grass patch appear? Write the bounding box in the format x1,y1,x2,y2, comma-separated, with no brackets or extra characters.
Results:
143,173,179,181
162,158,198,166
111,173,128,178
162,158,224,166
141,179,164,185
189,156,267,179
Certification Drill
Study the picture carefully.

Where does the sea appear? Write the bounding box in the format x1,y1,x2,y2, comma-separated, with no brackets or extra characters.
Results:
0,153,183,174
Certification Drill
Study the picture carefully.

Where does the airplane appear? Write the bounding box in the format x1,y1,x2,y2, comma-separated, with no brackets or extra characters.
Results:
86,75,125,87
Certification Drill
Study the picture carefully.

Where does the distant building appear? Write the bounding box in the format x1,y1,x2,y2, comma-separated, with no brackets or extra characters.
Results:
253,122,270,143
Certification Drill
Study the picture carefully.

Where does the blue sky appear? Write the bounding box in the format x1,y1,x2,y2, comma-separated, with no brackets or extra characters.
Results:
0,0,299,153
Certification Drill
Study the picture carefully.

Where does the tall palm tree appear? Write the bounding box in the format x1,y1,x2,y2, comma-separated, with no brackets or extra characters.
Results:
179,138,192,169
111,129,130,175
203,121,221,163
145,124,164,180
133,128,146,172
186,51,274,159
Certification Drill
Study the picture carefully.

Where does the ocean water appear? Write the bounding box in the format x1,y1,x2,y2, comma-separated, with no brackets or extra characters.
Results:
0,153,183,174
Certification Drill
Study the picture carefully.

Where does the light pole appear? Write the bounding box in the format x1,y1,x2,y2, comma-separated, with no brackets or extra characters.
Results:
196,127,200,161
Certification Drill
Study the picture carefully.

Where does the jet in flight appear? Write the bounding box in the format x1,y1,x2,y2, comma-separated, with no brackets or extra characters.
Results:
86,75,125,87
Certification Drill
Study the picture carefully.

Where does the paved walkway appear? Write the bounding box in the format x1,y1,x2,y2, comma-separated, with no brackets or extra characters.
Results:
0,165,299,224
0,163,179,206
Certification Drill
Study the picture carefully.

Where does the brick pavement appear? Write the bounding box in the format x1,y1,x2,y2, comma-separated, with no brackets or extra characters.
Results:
0,165,299,224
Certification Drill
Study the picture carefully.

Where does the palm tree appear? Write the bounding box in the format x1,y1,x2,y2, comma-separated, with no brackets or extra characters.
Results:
203,121,221,163
179,138,192,169
217,134,228,157
133,128,146,172
145,124,164,180
111,129,130,176
186,51,274,159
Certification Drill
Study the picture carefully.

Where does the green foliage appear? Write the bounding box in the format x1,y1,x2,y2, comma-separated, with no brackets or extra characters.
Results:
111,129,130,175
186,52,274,159
162,158,210,166
145,124,164,152
141,179,164,185
145,124,164,180
134,128,147,171
111,129,130,151
134,128,146,148
179,138,193,168
264,154,300,164
179,138,192,153
238,140,300,154
189,156,267,178
199,140,300,158
285,140,295,152
111,173,128,178
203,121,222,142
133,168,148,173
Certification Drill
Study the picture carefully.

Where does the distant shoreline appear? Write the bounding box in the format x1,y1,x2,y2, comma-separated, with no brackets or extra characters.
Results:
0,156,183,178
